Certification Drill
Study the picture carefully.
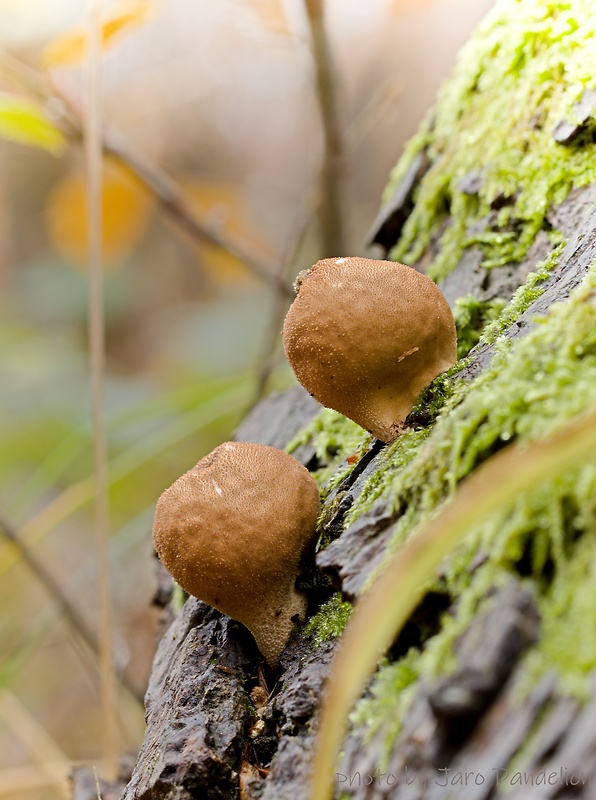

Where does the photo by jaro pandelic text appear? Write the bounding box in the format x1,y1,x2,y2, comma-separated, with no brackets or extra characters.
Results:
335,766,592,790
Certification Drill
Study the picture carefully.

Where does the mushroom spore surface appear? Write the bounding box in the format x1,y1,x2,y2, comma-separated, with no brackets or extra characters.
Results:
283,257,457,443
152,441,321,666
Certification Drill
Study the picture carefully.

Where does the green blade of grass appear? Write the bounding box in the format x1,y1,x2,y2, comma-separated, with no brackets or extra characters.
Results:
311,404,596,800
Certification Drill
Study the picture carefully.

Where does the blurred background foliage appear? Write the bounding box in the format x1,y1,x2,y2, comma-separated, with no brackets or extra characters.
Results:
0,0,493,796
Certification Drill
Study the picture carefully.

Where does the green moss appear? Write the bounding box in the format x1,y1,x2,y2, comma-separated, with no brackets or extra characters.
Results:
344,428,430,528
304,593,352,646
349,649,420,766
453,295,507,358
386,0,596,282
286,407,365,462
520,528,596,699
315,491,348,552
286,408,371,496
479,242,565,345
406,362,467,425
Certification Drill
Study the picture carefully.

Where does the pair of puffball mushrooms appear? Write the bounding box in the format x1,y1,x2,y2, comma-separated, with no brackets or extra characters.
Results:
153,257,457,667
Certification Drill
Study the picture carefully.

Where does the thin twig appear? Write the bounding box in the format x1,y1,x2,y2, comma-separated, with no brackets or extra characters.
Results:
0,690,70,798
102,125,293,296
86,4,118,778
304,0,345,256
252,213,310,404
0,513,144,708
345,75,404,151
0,515,97,667
0,47,293,297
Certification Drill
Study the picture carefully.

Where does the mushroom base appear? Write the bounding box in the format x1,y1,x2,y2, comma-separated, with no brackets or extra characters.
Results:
249,588,309,668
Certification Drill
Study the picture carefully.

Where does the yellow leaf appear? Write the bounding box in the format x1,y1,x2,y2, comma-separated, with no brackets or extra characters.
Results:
46,159,155,268
41,0,154,68
182,180,274,285
0,93,65,154
249,0,291,36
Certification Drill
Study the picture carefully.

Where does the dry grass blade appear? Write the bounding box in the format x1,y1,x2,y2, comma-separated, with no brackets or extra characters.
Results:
310,405,596,800
345,76,404,151
86,2,118,779
0,690,71,798
304,0,345,256
0,514,99,660
0,513,144,704
251,210,310,404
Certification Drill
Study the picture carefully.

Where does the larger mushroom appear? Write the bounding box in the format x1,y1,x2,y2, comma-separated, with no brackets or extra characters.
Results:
283,257,457,443
152,441,321,667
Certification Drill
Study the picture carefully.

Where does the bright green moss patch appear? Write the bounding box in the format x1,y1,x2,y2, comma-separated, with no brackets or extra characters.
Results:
305,592,352,646
520,526,596,699
286,408,370,495
350,649,419,765
453,295,507,358
344,428,429,528
406,362,467,426
479,242,565,345
386,0,596,282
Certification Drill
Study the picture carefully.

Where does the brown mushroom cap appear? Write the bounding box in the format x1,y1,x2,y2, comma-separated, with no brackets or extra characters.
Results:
152,441,321,667
282,257,457,443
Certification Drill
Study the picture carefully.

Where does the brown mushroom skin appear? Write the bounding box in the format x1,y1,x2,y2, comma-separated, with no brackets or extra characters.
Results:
282,257,457,443
152,442,321,667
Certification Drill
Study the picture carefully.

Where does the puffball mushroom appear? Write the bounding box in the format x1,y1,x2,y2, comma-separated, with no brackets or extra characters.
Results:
283,257,457,443
152,441,321,667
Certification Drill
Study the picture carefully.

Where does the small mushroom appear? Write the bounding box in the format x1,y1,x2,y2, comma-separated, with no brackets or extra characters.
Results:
282,256,457,443
152,441,321,667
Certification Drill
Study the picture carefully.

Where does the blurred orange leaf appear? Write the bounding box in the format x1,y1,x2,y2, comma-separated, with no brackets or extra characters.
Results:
182,180,274,285
388,0,434,12
46,159,155,268
249,0,291,36
0,93,65,154
41,0,153,68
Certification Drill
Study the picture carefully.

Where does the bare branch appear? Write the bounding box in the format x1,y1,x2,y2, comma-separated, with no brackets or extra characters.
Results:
0,48,294,298
85,4,118,778
252,212,311,404
304,0,346,256
0,513,144,706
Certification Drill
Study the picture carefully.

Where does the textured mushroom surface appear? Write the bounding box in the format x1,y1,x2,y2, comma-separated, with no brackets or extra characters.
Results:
152,442,321,667
283,257,457,443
